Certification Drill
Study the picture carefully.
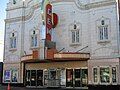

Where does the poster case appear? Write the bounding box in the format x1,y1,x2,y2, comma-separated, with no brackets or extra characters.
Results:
4,70,11,82
11,70,18,83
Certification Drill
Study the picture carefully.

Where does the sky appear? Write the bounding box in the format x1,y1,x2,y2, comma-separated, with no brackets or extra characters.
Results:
0,0,8,62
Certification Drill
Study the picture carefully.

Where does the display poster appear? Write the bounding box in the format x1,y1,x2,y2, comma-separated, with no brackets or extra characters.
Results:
60,70,66,85
11,70,18,83
4,70,11,82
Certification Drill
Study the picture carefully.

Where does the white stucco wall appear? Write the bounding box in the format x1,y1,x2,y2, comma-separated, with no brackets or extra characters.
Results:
4,0,119,62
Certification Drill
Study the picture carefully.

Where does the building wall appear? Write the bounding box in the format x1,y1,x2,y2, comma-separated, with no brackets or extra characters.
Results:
4,0,119,62
4,0,43,83
3,0,120,84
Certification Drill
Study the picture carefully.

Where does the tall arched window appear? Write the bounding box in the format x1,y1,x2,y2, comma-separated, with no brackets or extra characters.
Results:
96,17,110,42
31,30,38,47
98,20,108,40
69,23,81,45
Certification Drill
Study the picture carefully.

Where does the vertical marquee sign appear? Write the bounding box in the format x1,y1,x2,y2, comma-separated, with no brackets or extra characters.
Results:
46,4,52,41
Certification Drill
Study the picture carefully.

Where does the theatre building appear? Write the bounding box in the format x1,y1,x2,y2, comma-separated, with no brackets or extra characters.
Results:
3,0,120,89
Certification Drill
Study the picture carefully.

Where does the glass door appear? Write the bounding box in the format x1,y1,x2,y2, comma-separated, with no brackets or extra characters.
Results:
66,68,88,88
81,69,88,87
48,70,56,86
37,70,43,86
26,70,30,86
66,69,73,87
74,69,81,87
31,70,36,86
49,70,56,80
44,70,48,86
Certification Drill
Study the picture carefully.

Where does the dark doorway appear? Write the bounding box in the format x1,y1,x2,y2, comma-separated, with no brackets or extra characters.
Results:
37,70,43,86
66,68,88,88
74,69,81,87
81,69,88,87
66,69,73,87
26,70,30,86
31,70,36,86
26,70,43,87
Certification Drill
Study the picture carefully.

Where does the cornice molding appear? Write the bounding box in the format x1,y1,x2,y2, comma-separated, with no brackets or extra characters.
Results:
75,0,116,10
51,0,115,10
50,0,74,3
5,3,40,23
5,0,116,23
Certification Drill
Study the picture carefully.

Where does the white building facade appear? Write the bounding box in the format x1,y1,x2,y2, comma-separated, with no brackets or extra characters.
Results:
3,0,120,89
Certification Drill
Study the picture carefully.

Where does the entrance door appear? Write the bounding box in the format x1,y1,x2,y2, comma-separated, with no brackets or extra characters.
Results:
81,69,88,87
31,70,36,86
74,69,81,87
48,70,56,86
37,70,43,86
66,69,73,87
26,70,30,86
47,69,61,87
66,69,88,88
26,70,43,87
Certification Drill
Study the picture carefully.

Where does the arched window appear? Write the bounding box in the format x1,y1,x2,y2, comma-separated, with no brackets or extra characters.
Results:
98,19,109,41
70,23,80,45
31,30,38,47
71,30,79,43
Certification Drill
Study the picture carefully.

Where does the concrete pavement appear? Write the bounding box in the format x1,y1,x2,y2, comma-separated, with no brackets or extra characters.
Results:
0,85,86,90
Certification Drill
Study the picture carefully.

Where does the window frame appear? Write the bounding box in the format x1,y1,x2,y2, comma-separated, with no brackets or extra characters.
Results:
98,25,109,41
70,29,80,46
96,18,111,44
31,34,37,47
71,29,80,44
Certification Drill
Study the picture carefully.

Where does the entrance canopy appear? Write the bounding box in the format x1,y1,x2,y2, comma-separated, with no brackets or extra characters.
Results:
54,52,90,61
21,51,90,62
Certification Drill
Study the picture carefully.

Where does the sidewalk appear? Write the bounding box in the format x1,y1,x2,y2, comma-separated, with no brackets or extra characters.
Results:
0,85,87,90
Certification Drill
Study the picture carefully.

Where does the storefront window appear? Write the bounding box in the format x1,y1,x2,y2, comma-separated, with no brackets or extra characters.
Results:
93,68,98,83
100,67,110,83
112,67,117,83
